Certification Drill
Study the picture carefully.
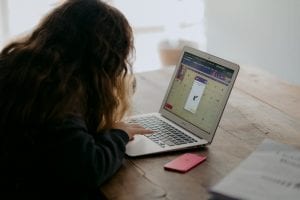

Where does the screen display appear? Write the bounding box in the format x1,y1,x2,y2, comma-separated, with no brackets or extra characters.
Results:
164,52,234,134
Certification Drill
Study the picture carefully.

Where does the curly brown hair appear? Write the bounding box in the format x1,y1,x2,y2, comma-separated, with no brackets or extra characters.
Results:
0,0,134,133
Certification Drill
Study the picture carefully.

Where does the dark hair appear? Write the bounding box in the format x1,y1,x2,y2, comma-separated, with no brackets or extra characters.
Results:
0,0,134,134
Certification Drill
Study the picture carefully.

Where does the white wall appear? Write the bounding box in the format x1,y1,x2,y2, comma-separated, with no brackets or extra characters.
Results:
205,0,300,84
0,0,9,46
8,0,59,37
0,0,58,47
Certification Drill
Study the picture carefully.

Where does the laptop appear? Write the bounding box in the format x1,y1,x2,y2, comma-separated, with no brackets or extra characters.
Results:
126,46,239,157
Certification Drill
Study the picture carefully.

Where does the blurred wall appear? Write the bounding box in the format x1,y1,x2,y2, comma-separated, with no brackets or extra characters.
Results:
205,0,300,84
0,0,9,46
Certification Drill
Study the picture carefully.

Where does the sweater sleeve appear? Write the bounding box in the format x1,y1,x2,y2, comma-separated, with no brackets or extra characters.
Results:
43,117,129,188
91,129,130,185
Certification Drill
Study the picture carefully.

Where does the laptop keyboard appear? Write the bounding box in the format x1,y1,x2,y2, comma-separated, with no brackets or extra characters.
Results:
129,116,197,148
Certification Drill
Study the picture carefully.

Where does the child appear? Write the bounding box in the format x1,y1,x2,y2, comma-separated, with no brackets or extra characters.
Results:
0,0,151,199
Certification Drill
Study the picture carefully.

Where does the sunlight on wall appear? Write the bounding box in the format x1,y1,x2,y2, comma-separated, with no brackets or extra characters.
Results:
112,0,206,72
0,0,205,73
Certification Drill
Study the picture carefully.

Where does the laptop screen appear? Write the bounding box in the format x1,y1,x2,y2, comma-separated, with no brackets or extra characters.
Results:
163,52,234,135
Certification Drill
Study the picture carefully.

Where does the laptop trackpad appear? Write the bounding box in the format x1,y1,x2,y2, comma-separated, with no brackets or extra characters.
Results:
126,135,161,157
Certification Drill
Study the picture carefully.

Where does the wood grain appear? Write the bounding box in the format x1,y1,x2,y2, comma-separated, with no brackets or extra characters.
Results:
236,66,300,121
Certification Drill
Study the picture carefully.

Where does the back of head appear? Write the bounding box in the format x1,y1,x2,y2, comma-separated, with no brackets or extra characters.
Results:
0,0,134,134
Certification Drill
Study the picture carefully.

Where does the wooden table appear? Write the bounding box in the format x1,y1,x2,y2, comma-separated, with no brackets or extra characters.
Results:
101,66,300,200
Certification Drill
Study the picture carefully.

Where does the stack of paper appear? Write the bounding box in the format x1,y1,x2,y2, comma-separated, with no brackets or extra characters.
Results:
210,139,300,200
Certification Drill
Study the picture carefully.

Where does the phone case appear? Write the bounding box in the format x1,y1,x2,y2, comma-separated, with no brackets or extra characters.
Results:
164,153,206,173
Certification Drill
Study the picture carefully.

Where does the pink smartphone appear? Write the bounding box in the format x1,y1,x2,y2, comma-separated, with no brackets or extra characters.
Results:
164,153,206,173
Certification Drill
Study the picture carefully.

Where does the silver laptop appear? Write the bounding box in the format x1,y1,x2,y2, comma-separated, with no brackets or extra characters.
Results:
126,46,239,157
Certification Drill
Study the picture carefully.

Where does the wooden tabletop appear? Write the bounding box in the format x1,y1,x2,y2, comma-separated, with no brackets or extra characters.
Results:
101,66,300,200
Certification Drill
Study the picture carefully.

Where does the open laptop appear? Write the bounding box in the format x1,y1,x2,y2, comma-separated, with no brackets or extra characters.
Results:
126,46,239,157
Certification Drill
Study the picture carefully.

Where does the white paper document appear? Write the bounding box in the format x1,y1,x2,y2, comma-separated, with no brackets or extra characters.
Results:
210,138,300,200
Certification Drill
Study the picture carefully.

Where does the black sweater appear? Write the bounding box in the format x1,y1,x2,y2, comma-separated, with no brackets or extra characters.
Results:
0,116,129,200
